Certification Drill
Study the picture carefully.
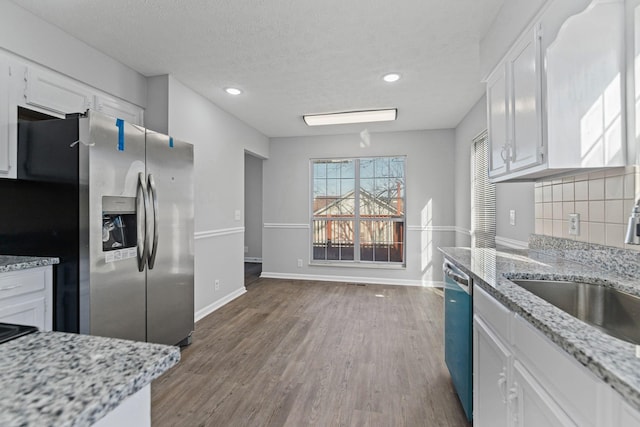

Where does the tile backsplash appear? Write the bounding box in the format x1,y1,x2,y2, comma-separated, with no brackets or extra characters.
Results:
534,167,640,250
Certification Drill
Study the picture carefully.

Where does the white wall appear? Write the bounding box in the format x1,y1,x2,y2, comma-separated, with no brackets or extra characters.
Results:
453,95,488,246
454,95,535,248
0,0,146,107
244,153,263,260
166,76,269,319
263,129,456,286
496,182,535,245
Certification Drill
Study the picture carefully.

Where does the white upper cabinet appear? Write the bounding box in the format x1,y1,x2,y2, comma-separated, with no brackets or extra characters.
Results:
546,0,625,169
487,63,509,177
509,26,543,173
0,57,145,180
0,58,10,178
487,25,544,180
0,57,27,179
487,0,626,182
95,94,144,126
25,67,93,115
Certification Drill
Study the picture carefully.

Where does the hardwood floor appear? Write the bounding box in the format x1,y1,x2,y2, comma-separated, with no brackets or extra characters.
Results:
151,278,471,427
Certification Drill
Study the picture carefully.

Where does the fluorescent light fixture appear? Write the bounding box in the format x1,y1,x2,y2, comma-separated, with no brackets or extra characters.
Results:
383,73,401,83
303,109,397,126
225,87,242,95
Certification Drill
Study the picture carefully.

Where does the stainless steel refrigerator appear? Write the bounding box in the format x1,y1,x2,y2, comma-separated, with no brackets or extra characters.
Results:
1,109,194,346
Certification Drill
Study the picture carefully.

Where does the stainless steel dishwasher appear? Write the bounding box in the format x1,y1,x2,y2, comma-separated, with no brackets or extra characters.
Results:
443,258,472,422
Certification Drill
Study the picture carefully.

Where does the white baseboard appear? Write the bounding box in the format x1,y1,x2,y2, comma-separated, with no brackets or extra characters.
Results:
195,287,247,322
495,235,528,249
244,257,263,263
260,271,444,288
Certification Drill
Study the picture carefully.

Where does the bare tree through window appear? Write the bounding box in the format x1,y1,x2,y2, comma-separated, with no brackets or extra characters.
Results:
312,157,405,264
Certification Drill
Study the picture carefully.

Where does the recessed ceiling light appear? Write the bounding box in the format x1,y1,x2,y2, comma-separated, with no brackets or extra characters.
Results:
225,87,242,95
383,73,401,83
303,109,397,126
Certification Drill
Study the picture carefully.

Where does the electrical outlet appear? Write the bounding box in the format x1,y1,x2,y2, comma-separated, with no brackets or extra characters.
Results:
568,213,580,236
509,209,516,226
214,279,220,290
244,246,249,253
297,259,303,268
234,210,241,221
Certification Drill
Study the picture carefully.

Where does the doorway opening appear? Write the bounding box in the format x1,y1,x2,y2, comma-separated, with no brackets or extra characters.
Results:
244,151,263,286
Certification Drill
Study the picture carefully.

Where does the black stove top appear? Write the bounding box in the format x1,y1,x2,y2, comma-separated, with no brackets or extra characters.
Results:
0,323,38,344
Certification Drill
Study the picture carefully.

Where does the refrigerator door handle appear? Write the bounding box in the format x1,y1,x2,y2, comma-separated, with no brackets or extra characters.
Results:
147,173,159,269
136,172,149,272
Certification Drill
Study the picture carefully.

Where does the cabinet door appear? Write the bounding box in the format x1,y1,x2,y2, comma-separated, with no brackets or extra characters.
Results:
508,25,543,172
0,58,10,178
25,67,93,115
95,95,144,126
512,361,577,427
473,315,511,427
545,0,625,168
0,295,46,330
487,64,509,177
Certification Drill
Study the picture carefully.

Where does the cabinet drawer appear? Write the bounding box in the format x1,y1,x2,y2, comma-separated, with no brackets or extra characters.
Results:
474,284,511,339
512,315,602,427
0,268,46,300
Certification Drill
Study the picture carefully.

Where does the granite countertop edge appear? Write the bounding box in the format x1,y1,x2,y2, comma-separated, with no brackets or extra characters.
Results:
0,331,181,427
0,255,60,273
74,344,180,427
439,246,640,412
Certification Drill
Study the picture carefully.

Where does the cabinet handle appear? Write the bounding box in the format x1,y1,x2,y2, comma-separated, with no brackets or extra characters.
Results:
0,283,22,291
501,144,509,162
497,369,507,404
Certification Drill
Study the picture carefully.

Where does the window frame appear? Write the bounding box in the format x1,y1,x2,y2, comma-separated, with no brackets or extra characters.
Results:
309,156,406,266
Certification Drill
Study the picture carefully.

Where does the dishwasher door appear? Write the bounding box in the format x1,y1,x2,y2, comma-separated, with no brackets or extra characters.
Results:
443,260,472,421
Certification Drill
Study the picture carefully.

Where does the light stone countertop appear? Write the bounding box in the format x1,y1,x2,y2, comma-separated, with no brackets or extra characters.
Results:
0,255,60,273
439,246,640,412
0,331,180,426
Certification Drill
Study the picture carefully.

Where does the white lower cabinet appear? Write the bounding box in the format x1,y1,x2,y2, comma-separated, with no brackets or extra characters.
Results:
473,284,640,426
473,315,511,427
512,360,576,427
0,266,53,331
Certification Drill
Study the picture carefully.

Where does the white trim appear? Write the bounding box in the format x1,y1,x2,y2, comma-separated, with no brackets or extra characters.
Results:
194,227,244,240
244,257,263,263
495,236,529,249
194,287,247,322
260,271,444,288
407,225,458,232
263,223,310,229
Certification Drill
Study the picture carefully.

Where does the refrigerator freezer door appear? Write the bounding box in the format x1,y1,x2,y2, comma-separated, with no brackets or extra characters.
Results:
85,111,147,341
145,131,194,345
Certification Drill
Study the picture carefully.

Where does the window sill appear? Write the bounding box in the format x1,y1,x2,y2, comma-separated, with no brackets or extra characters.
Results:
308,261,406,270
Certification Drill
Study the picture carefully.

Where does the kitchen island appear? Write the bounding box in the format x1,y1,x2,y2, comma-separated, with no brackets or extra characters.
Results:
440,241,640,425
0,330,180,426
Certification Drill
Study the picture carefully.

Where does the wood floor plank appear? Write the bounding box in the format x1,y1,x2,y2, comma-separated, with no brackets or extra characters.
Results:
151,278,471,427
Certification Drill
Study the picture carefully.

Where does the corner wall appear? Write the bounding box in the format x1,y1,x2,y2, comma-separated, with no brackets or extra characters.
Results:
165,76,269,320
453,95,535,248
263,129,456,286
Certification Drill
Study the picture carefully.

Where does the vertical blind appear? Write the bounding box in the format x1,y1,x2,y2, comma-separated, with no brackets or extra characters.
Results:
471,130,496,248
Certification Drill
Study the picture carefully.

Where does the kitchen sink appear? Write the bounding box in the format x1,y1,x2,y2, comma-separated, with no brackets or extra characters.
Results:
510,279,640,345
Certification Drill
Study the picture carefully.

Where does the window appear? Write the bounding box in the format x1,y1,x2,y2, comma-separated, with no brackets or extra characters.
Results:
471,131,496,248
312,157,405,264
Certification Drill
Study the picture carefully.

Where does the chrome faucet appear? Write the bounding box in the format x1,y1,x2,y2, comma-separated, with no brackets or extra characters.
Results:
625,199,640,245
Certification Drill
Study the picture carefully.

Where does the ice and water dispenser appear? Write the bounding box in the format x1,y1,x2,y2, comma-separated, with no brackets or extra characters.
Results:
102,196,137,254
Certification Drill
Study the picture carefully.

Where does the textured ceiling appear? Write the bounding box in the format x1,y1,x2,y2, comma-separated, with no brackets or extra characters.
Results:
11,0,505,137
